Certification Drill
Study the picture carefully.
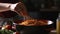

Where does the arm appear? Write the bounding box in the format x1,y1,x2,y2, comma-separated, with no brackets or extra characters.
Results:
0,3,12,12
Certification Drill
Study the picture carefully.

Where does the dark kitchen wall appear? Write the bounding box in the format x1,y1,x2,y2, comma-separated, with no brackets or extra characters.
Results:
23,0,41,11
28,11,40,19
38,12,58,20
23,0,55,11
56,0,60,8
